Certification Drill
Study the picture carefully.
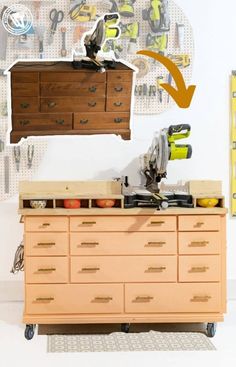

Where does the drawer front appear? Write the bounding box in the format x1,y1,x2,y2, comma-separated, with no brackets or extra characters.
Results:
41,82,106,97
70,256,177,283
178,215,221,231
179,255,221,282
26,284,123,314
25,216,68,232
125,283,221,313
107,82,132,97
70,232,177,255
74,112,130,130
25,233,68,256
13,113,72,130
70,216,176,232
12,97,39,113
12,72,39,83
41,72,106,83
178,232,221,254
107,71,133,83
41,97,105,112
12,83,38,97
25,257,68,284
106,96,131,112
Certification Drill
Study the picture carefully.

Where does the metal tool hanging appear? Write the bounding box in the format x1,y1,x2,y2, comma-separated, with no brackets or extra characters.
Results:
48,8,64,45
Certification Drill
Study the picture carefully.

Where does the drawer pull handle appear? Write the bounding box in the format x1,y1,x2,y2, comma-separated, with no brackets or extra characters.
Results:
115,86,123,92
189,266,209,273
35,297,54,302
81,221,96,225
93,296,113,302
81,267,100,271
189,241,209,247
80,119,89,125
191,295,211,303
37,242,56,247
150,221,165,225
48,101,56,108
88,101,97,107
134,296,154,302
114,101,123,107
114,117,123,123
19,119,30,126
37,268,56,272
20,102,30,109
145,241,166,247
80,242,99,246
89,86,97,93
42,223,50,227
147,266,166,272
195,222,204,227
55,119,64,125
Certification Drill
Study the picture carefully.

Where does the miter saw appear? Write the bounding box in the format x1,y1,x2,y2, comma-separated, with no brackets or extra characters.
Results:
72,13,120,71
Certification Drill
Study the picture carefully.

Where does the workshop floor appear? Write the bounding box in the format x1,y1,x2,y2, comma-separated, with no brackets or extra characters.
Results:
0,301,236,367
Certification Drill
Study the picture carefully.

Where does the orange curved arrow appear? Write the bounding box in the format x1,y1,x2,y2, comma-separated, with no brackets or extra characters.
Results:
137,50,196,109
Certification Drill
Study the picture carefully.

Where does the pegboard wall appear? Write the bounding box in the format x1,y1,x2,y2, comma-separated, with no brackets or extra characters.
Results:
0,0,194,201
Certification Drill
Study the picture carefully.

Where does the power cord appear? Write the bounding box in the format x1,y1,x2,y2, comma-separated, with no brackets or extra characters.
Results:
10,241,24,274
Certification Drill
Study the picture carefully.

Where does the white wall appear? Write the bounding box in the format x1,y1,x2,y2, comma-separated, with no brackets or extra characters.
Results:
0,0,236,282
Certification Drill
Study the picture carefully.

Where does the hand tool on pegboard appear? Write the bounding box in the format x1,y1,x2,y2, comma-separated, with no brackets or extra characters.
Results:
61,27,67,57
166,72,172,103
120,22,139,54
4,155,10,194
176,22,185,51
48,8,64,45
142,0,170,33
13,146,21,172
109,0,136,17
157,76,164,103
0,6,8,60
231,71,236,216
69,1,97,21
27,145,34,169
35,25,46,58
167,53,190,68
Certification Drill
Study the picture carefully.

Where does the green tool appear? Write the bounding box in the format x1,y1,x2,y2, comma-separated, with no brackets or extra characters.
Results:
120,22,139,54
142,0,170,33
168,125,192,160
109,0,136,17
146,32,168,55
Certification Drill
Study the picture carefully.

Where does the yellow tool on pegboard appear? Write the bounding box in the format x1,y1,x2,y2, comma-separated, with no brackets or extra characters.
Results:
231,71,236,216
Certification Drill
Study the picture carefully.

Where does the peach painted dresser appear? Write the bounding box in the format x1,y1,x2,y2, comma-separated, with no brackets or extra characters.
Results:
19,181,227,339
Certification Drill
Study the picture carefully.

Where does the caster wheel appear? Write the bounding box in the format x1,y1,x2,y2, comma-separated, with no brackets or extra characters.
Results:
24,324,35,340
121,323,130,333
206,323,217,338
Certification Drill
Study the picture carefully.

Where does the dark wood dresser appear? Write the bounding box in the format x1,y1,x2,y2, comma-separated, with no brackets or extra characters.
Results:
10,61,134,143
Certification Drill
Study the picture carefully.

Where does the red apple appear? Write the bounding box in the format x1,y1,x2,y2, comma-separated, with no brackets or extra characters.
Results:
64,199,81,209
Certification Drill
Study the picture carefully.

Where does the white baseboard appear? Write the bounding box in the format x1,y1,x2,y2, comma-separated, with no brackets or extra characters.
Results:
0,280,236,302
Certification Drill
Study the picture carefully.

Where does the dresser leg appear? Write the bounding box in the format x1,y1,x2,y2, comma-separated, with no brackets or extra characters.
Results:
121,323,130,333
24,324,36,340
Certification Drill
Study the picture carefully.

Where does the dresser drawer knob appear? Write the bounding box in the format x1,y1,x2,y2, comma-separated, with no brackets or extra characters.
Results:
134,296,154,302
80,242,99,246
114,117,123,123
145,241,166,247
189,266,209,273
190,295,211,303
55,119,65,125
35,297,54,302
89,86,97,93
147,266,166,272
19,119,30,126
48,101,56,108
42,223,50,227
80,119,89,125
88,101,97,107
150,221,165,225
37,242,56,247
115,86,123,92
93,296,113,302
20,102,30,109
189,241,209,247
81,221,96,225
37,268,56,272
81,267,100,271
114,101,123,107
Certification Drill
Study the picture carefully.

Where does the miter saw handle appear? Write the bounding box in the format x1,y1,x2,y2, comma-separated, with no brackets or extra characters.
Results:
168,124,191,140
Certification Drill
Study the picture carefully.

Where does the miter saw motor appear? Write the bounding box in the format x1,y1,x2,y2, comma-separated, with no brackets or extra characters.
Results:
140,124,192,191
109,0,136,17
72,13,120,71
142,0,170,33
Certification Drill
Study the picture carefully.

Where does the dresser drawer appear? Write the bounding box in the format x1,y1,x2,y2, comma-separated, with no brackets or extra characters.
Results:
70,256,177,283
107,71,133,83
74,112,130,130
125,283,221,313
178,232,221,254
25,233,68,256
25,257,68,284
178,215,221,231
41,72,106,83
12,72,39,83
25,284,123,314
41,97,105,113
70,232,177,255
12,98,39,113
70,216,176,232
25,216,68,232
107,82,132,97
40,82,106,97
12,83,39,97
13,113,72,131
179,255,221,282
106,97,131,112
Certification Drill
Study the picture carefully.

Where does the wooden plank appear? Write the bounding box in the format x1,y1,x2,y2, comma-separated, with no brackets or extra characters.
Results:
188,180,222,195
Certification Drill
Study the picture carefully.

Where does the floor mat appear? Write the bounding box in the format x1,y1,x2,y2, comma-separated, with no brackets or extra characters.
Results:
47,331,216,352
